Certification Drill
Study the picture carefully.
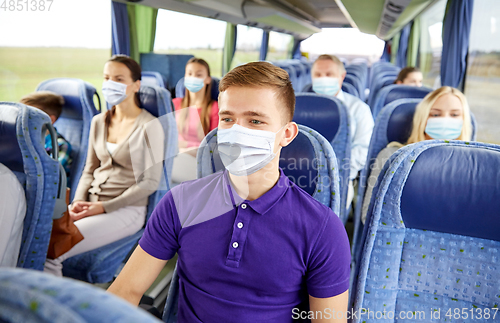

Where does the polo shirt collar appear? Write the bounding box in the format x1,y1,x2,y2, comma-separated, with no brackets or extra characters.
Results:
222,168,290,215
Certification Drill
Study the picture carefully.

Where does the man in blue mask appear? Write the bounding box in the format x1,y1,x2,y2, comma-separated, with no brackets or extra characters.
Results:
311,55,374,207
109,62,351,322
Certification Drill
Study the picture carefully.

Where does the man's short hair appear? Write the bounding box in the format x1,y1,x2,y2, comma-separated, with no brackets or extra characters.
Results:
314,54,346,74
20,91,65,120
219,62,295,123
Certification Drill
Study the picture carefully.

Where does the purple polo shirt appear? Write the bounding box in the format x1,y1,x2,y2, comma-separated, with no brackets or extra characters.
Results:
139,168,350,322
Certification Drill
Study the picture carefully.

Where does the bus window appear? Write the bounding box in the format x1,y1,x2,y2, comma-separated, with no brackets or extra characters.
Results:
230,25,262,69
266,31,293,61
465,0,500,144
418,0,447,88
154,9,226,78
0,0,111,103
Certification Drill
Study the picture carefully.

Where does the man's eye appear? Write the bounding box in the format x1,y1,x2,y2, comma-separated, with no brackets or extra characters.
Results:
221,118,232,122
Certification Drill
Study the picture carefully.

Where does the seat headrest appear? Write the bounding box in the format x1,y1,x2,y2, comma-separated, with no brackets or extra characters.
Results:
294,94,341,142
401,143,500,242
138,85,169,117
0,104,23,172
175,77,220,101
386,100,419,143
141,71,165,88
384,85,432,106
36,78,97,120
279,131,317,196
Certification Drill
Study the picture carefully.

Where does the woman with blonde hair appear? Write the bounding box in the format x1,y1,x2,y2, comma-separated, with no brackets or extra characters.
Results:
361,86,472,223
172,57,219,183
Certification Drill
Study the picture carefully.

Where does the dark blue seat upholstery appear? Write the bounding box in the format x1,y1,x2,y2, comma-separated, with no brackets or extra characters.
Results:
174,77,220,101
344,74,364,101
141,53,194,93
0,103,60,270
293,93,351,223
36,78,99,200
142,71,166,88
62,85,178,283
351,141,500,320
272,61,299,92
0,268,160,322
301,82,359,98
367,74,397,108
371,84,432,117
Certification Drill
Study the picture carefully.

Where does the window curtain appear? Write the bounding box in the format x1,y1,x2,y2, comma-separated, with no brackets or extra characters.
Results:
440,0,474,88
380,41,391,62
111,1,130,56
391,32,400,65
259,30,270,61
223,23,237,75
290,38,302,59
128,4,158,62
396,23,412,68
407,18,420,67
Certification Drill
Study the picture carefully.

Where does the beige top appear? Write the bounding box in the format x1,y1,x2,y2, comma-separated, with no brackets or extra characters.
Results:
74,109,165,213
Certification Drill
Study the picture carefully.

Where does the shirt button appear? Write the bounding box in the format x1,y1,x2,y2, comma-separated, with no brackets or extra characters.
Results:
241,204,247,209
237,222,243,229
232,242,239,248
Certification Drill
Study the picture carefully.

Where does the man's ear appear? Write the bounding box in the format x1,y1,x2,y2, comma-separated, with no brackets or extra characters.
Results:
279,122,299,148
340,71,347,83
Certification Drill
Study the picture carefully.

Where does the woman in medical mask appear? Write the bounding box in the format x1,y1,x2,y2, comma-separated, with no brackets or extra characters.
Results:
361,86,472,224
45,55,164,276
171,58,219,183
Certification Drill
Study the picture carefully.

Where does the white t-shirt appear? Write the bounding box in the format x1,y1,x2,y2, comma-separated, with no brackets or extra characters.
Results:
0,163,26,267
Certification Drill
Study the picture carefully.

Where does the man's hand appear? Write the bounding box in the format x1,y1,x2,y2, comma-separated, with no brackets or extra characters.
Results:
69,201,105,221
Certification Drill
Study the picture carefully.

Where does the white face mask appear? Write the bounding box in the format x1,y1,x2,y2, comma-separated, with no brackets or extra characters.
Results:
217,124,283,176
312,77,340,96
102,80,129,106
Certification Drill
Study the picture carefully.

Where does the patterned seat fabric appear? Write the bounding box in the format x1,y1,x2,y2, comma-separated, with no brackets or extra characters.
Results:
0,268,160,323
351,141,500,321
62,85,178,283
371,84,432,118
36,78,99,201
0,103,60,270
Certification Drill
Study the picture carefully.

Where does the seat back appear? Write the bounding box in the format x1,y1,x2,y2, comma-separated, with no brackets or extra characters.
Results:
371,84,432,117
62,85,178,283
351,141,500,320
197,125,341,215
175,77,220,101
0,103,60,270
0,268,160,323
293,93,351,222
140,53,194,93
36,78,99,200
344,74,364,101
273,62,299,92
301,82,359,98
367,75,397,108
142,71,166,88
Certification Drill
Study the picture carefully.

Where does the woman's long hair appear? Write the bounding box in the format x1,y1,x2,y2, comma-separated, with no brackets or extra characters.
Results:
104,55,142,128
178,58,214,137
406,86,472,144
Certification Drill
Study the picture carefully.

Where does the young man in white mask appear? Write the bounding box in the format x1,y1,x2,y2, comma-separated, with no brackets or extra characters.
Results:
108,62,351,322
311,55,374,207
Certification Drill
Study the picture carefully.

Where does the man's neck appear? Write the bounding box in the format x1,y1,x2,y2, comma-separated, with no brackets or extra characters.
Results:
228,161,281,201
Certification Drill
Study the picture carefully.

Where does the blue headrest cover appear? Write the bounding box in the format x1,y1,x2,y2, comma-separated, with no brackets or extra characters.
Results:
279,131,316,196
37,79,95,120
138,86,161,117
386,101,418,143
401,145,500,242
294,95,340,142
0,105,23,172
384,85,431,106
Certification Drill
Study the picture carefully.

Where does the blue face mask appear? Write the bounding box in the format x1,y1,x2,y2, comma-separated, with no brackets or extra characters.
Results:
312,77,340,96
425,117,463,140
184,77,205,93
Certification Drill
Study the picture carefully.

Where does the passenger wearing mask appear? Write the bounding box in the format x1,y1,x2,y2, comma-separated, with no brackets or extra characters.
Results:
20,92,72,180
311,54,374,207
394,67,423,87
172,58,219,183
44,55,164,276
108,62,351,322
361,86,472,224
0,163,26,267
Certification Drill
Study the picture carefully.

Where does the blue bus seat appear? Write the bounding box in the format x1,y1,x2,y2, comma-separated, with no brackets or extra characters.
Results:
140,53,194,93
292,93,350,223
367,74,397,108
36,78,99,200
344,74,364,101
284,59,308,93
301,82,360,98
62,85,178,283
142,71,166,88
174,77,220,101
162,125,342,323
0,103,60,270
351,140,500,320
371,84,432,118
0,268,160,322
272,61,299,92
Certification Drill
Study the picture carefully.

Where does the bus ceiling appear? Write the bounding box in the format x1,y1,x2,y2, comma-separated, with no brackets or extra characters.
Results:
114,0,356,39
